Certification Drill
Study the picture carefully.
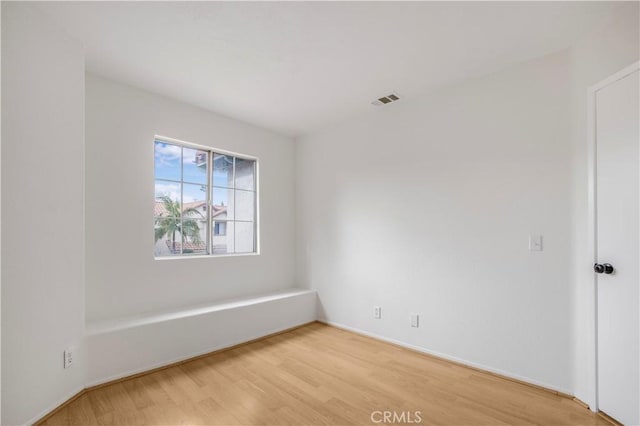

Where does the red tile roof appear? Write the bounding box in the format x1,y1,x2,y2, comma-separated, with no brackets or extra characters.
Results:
165,240,207,254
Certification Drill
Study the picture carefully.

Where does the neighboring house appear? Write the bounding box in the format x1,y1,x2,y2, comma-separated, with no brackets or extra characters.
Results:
154,200,230,256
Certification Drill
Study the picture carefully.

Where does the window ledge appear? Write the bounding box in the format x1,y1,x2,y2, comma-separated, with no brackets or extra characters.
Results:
154,252,260,261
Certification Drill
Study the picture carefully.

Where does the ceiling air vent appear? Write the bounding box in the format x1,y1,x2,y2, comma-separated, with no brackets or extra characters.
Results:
372,92,400,106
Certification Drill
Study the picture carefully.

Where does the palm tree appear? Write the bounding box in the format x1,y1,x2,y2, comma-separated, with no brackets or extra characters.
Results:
154,196,204,253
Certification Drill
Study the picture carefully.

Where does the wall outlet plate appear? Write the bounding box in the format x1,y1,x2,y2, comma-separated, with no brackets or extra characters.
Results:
64,347,74,369
374,306,381,319
411,314,419,328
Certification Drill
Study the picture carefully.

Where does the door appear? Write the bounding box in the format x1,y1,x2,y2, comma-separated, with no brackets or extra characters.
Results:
595,67,639,425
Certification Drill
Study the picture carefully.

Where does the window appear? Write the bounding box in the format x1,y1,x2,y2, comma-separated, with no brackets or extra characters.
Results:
154,138,257,257
213,222,227,236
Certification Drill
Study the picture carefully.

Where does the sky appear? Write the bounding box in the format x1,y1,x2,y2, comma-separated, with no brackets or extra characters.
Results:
154,140,241,207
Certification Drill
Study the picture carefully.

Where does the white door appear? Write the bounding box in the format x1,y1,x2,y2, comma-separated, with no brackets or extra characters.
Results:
595,67,639,425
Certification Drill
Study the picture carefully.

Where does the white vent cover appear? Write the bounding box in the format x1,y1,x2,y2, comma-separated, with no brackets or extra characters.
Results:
372,92,400,106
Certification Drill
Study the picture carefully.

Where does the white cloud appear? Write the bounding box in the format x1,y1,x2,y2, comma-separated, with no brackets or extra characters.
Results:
155,182,180,201
154,142,181,167
155,141,209,166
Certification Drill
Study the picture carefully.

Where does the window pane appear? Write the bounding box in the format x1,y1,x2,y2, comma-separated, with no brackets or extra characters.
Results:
155,180,181,216
235,221,255,253
182,182,207,255
212,221,234,254
235,190,254,221
212,154,234,188
182,215,207,255
212,187,234,220
183,183,207,207
235,158,255,191
182,147,208,184
154,217,182,256
154,141,181,181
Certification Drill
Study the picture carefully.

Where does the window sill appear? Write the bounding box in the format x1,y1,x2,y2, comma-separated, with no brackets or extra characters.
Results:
155,252,260,261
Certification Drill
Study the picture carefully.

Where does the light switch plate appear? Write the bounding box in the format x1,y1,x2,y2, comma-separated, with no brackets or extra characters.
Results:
411,314,419,328
374,306,381,319
529,235,543,251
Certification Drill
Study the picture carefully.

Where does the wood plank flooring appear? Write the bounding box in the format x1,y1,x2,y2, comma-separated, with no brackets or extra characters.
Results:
41,323,608,425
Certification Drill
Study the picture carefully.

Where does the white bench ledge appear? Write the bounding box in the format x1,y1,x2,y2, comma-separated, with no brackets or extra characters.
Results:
86,288,314,336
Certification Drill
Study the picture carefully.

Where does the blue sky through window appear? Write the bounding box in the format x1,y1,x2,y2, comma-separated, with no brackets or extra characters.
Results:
155,141,208,204
154,141,181,181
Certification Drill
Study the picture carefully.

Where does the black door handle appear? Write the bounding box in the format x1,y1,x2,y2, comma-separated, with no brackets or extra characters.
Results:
594,263,614,274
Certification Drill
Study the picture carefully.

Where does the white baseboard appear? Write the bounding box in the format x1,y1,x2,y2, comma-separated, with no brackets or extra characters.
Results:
319,318,573,396
26,385,84,426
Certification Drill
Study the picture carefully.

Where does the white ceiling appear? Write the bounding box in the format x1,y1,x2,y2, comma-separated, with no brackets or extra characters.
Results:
35,1,621,137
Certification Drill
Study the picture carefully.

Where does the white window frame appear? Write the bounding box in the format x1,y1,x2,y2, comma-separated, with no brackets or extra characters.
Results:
154,135,260,259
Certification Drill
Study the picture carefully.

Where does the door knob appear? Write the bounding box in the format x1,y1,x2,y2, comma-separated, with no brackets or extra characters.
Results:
594,263,614,274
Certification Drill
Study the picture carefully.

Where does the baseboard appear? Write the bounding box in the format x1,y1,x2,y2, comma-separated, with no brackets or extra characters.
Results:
28,387,85,426
597,410,623,426
572,397,591,410
317,319,574,399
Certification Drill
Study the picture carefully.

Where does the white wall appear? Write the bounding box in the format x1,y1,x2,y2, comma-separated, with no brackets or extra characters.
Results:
1,4,3,423
85,74,296,322
296,51,575,393
568,3,639,407
1,4,86,425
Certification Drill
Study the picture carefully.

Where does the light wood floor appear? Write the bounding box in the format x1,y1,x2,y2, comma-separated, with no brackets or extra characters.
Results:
41,323,608,426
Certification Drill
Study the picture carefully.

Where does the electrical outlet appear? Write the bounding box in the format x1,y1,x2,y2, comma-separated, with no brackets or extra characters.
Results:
64,347,74,369
374,306,381,319
411,314,419,328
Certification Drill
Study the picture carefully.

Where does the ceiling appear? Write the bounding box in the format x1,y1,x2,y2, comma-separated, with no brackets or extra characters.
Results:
35,1,621,137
